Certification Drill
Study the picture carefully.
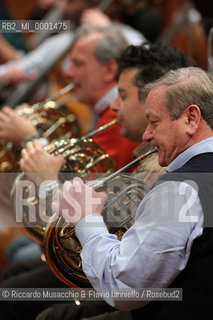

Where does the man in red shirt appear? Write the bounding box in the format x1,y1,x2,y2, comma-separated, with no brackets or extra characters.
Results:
20,25,138,180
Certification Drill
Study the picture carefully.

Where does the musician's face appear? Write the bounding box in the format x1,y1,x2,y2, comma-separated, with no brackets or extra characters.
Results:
110,68,147,142
66,33,109,106
143,86,189,166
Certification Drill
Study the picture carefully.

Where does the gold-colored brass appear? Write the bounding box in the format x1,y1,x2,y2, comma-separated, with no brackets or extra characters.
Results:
43,148,156,288
45,118,118,154
0,82,79,173
11,119,118,244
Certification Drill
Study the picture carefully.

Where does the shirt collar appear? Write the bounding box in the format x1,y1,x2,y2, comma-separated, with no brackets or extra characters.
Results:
167,137,213,172
94,86,118,115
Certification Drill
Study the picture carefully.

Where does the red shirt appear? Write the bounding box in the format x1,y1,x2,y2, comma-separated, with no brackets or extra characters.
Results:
93,107,139,171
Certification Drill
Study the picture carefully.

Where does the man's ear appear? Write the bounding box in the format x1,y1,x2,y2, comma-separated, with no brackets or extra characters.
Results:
184,105,201,135
103,60,118,83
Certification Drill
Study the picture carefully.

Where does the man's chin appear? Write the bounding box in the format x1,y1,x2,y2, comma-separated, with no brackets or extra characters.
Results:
120,128,130,140
158,154,167,167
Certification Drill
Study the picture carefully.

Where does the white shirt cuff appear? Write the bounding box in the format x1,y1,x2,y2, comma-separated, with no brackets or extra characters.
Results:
75,214,109,246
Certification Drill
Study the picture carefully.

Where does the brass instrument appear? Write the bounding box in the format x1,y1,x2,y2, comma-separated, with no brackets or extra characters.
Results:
43,147,156,288
45,118,118,173
11,119,118,243
0,82,79,173
0,1,118,174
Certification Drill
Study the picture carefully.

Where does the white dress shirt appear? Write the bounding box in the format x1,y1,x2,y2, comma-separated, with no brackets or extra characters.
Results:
75,138,213,310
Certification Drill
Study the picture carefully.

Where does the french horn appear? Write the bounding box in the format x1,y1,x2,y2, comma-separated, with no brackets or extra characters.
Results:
43,148,156,288
0,82,80,173
11,119,118,243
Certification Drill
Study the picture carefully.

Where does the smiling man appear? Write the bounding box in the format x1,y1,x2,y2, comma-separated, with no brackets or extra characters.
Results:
28,41,194,320
0,44,194,320
53,67,213,320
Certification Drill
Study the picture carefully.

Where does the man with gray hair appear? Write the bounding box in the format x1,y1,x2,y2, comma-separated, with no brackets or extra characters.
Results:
0,0,145,98
53,66,213,319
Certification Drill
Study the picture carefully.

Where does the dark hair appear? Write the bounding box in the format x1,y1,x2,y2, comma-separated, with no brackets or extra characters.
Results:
117,42,194,98
118,42,194,75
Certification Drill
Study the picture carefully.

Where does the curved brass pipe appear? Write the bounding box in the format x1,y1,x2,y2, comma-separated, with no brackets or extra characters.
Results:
43,147,157,288
11,119,119,243
45,118,118,154
0,82,77,173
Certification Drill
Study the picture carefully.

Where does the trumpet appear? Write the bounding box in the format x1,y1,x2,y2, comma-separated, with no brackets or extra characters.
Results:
11,119,119,243
43,147,157,288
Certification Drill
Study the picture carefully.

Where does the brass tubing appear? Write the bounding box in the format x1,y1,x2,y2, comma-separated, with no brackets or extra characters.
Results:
46,118,118,154
29,82,75,113
87,146,157,190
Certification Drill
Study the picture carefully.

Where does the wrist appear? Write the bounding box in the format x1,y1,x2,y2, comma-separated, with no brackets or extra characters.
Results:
22,135,40,147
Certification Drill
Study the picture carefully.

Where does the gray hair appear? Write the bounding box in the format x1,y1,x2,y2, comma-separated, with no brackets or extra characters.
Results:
141,67,213,129
71,25,128,64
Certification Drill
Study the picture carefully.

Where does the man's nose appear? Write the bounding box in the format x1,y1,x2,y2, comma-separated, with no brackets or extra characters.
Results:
64,64,74,80
110,96,120,112
142,125,153,142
